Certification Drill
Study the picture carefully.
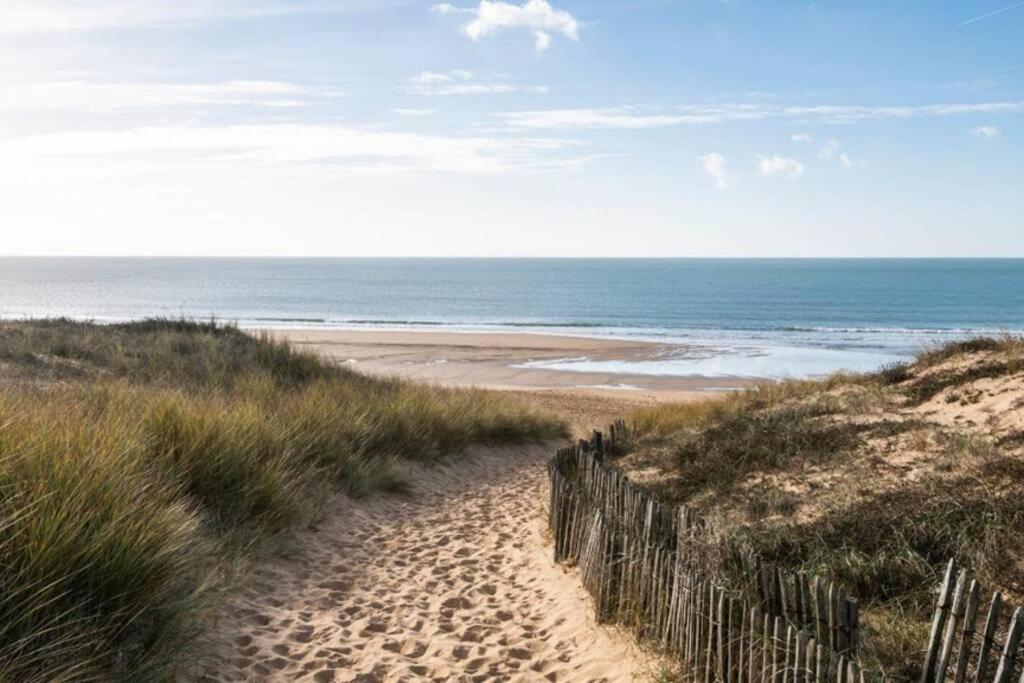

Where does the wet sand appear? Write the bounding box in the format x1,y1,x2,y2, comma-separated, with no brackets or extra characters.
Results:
270,329,756,399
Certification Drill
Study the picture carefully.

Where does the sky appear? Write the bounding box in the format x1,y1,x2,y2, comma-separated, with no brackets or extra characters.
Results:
0,0,1022,257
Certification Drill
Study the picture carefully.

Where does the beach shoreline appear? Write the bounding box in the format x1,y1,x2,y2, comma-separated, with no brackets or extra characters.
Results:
269,328,760,398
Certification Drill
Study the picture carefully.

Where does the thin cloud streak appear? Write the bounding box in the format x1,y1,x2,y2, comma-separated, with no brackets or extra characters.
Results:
956,0,1024,27
406,70,547,96
0,123,590,176
498,100,1024,129
0,80,341,112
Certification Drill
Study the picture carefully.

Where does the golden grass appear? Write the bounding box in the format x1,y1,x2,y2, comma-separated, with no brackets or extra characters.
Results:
0,319,567,679
620,337,1024,678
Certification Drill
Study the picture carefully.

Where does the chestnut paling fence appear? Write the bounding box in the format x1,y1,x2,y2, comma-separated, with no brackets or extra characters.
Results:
547,422,1024,682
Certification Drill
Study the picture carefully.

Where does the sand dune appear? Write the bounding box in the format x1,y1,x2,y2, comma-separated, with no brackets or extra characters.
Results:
190,445,658,682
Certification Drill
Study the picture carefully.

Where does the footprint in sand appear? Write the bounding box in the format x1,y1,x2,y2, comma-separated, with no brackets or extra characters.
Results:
187,446,654,682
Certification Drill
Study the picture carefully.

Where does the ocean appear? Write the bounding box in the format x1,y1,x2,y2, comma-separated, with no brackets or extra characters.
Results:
2,257,1022,379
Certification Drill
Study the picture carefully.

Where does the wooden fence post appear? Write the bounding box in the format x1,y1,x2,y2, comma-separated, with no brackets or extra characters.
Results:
952,580,981,683
974,592,1002,683
922,560,958,683
993,607,1024,683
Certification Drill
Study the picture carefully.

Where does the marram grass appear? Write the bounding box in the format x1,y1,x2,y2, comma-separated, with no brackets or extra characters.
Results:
623,336,1024,678
0,320,566,680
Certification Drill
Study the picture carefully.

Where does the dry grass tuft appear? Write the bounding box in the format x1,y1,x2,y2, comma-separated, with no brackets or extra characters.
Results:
619,336,1024,677
0,319,567,679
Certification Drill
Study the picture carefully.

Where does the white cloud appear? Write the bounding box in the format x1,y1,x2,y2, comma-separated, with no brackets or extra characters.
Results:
0,80,339,112
970,125,1001,139
406,70,547,96
433,0,580,51
393,108,436,117
818,138,841,159
410,70,459,85
697,153,729,190
758,155,804,179
791,133,812,143
816,139,855,167
0,123,588,176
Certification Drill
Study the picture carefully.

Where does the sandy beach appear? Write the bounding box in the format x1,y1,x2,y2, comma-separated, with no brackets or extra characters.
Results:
271,329,756,400
183,330,704,681
192,445,667,682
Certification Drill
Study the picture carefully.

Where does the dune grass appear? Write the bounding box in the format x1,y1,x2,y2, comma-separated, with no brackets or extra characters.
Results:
0,319,566,680
621,337,1024,678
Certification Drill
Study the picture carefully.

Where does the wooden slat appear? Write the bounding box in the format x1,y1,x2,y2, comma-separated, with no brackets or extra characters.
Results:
993,607,1024,683
936,569,969,682
953,580,981,683
922,560,959,683
975,593,1003,683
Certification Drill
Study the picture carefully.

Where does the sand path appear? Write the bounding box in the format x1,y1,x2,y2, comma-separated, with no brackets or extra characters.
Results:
191,445,656,682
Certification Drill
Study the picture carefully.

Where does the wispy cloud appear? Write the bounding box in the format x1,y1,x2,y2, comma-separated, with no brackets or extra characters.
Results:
818,138,855,167
0,0,389,33
758,155,804,179
790,133,812,143
406,70,547,96
496,99,1024,129
392,108,436,117
0,123,590,176
432,0,580,52
786,101,1024,122
497,105,768,129
818,138,840,159
970,125,1001,138
697,152,729,190
0,80,340,112
499,108,702,129
956,0,1024,27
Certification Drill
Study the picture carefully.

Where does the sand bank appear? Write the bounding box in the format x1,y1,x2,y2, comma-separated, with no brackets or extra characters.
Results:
271,329,756,397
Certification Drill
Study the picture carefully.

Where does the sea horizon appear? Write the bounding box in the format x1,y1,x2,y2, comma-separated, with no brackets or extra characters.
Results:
4,256,1023,379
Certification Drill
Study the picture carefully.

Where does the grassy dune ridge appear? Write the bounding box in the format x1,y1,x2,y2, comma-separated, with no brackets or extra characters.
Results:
0,319,566,680
622,337,1024,677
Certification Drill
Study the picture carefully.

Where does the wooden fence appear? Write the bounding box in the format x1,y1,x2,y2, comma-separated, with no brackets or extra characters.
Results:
920,560,1024,683
549,423,867,682
549,423,1024,683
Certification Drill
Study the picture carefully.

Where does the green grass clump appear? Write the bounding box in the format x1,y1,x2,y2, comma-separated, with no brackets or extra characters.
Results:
913,336,1018,368
0,319,567,679
0,318,336,388
0,388,204,680
146,394,313,532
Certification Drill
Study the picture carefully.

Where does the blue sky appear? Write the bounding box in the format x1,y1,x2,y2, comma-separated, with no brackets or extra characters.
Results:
0,0,1021,256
